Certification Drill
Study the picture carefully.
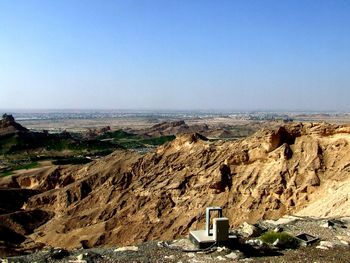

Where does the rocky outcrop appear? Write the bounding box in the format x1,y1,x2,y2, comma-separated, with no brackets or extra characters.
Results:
140,120,209,137
1,122,350,251
0,114,28,135
84,126,111,139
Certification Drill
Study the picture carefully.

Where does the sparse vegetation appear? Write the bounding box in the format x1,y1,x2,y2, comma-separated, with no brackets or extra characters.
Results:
259,231,300,249
97,131,175,149
0,170,13,177
13,161,39,170
98,130,136,140
0,161,39,177
0,119,175,173
52,157,92,165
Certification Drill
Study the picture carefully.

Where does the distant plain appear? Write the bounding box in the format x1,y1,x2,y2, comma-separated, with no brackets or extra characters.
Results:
4,110,350,133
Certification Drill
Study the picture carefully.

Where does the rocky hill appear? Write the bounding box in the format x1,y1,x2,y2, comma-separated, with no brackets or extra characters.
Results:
137,119,257,139
1,122,350,254
0,114,28,136
138,120,209,137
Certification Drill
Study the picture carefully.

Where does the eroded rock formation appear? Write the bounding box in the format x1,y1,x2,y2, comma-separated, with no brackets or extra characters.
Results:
1,122,350,251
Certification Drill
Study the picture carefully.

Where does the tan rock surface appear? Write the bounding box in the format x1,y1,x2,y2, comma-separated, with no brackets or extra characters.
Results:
1,122,350,250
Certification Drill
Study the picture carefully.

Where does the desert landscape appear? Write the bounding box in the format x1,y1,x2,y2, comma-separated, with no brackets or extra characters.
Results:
2,1,350,262
1,112,350,262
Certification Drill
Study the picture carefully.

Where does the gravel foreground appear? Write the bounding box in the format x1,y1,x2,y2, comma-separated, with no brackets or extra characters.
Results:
2,216,350,263
2,241,350,263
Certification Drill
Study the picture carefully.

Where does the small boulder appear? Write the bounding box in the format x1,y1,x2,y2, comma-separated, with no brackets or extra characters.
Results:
316,245,329,250
340,240,349,246
75,253,88,263
74,252,102,263
114,246,139,252
319,241,334,248
216,246,227,252
337,235,350,246
273,227,283,233
240,222,263,237
245,239,263,246
272,238,280,246
320,220,334,228
225,252,241,259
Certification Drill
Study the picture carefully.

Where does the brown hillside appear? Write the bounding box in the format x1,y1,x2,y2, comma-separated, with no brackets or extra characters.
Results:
1,122,350,251
139,120,209,137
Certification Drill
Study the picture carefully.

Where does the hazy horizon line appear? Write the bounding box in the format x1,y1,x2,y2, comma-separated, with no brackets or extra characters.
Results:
1,108,349,114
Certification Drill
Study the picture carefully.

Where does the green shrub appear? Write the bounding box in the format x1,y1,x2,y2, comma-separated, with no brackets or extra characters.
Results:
14,161,39,170
98,130,136,140
0,161,38,177
0,171,13,177
259,231,300,249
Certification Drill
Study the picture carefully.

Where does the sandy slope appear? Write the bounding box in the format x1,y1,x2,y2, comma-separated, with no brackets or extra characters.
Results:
297,180,350,217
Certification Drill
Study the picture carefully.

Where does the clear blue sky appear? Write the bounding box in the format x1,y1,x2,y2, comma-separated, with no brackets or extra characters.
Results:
0,0,349,111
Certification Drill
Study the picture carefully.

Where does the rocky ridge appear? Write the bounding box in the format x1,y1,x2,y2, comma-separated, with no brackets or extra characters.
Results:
1,122,350,253
139,120,209,137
